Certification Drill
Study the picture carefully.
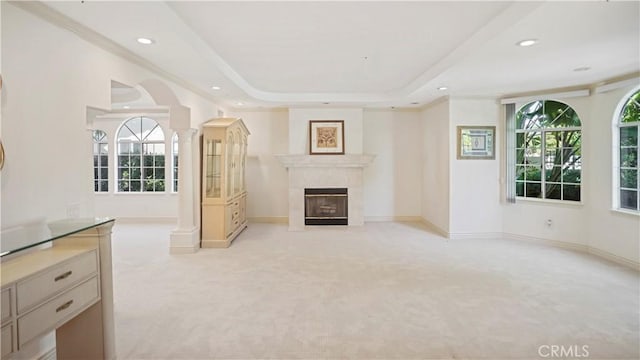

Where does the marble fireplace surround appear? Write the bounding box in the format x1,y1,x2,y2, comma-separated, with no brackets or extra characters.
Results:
276,154,375,231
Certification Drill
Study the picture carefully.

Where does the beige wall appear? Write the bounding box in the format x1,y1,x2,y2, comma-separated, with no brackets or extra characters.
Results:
228,109,290,219
363,109,422,219
421,100,450,234
449,99,502,237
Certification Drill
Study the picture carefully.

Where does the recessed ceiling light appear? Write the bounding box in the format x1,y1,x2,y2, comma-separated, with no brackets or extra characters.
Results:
211,86,221,90
411,102,420,105
517,39,537,47
137,37,155,45
236,102,244,106
123,105,130,109
323,102,330,105
437,86,448,91
573,66,591,72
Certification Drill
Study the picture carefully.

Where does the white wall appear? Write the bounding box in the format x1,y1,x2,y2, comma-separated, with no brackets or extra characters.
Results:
288,108,363,154
363,109,422,219
449,99,502,236
1,3,221,227
586,85,639,263
228,109,289,219
421,100,450,234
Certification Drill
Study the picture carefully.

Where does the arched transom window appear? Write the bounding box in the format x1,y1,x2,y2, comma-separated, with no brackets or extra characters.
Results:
116,117,165,192
515,100,582,202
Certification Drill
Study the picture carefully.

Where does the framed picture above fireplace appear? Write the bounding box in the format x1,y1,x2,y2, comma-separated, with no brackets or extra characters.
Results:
309,120,345,155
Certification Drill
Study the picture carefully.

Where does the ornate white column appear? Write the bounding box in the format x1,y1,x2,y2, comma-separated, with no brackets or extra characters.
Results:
170,128,199,253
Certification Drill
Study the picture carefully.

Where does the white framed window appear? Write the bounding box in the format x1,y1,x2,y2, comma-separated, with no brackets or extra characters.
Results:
172,132,179,192
615,88,640,212
116,117,165,192
92,130,109,192
515,100,582,201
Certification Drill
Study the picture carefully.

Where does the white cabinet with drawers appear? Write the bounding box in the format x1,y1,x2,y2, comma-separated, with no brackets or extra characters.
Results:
0,218,115,360
16,250,98,314
17,276,99,348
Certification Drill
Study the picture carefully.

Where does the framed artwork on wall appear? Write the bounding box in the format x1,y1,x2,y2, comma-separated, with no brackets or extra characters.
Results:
309,120,345,155
457,126,495,160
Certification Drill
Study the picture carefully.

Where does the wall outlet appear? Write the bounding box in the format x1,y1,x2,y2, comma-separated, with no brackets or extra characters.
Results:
67,203,80,218
546,219,553,227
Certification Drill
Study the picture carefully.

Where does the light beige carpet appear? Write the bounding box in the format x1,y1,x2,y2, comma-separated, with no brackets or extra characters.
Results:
111,222,639,359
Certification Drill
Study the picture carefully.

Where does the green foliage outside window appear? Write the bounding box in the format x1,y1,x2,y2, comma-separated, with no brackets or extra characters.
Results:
116,117,165,193
618,89,639,211
515,100,582,201
93,130,109,192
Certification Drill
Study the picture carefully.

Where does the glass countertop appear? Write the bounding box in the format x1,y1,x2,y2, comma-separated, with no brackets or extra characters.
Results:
1,217,114,257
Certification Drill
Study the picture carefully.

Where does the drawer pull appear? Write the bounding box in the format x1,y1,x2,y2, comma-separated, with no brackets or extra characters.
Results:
55,300,73,313
54,271,73,282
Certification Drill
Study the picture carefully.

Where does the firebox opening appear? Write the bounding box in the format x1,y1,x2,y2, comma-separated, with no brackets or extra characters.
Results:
304,188,348,225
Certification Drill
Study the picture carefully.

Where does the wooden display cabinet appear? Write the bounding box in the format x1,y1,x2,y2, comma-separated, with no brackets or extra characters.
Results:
200,118,250,248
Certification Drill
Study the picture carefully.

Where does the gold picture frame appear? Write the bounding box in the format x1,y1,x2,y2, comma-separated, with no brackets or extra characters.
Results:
309,120,345,155
457,126,495,160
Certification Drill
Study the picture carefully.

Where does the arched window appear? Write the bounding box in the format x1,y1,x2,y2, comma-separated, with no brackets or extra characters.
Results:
515,100,582,201
172,133,179,192
116,117,165,192
616,89,640,211
92,130,109,192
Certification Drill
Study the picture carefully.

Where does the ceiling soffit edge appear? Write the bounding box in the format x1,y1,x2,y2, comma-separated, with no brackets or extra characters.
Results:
500,71,640,104
404,2,545,99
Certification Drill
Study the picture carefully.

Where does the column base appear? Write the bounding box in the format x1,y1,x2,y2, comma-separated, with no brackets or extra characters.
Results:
170,227,200,254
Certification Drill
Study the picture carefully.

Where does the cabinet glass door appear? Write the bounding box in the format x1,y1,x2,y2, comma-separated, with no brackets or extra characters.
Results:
205,139,222,198
226,133,234,199
241,135,247,192
234,132,241,194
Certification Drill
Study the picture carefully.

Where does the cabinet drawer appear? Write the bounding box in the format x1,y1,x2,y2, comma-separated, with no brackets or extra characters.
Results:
1,288,11,323
17,250,97,314
18,277,99,348
1,323,12,357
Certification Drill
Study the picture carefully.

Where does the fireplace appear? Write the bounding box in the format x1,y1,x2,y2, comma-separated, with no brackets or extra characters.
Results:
276,154,374,230
304,188,348,225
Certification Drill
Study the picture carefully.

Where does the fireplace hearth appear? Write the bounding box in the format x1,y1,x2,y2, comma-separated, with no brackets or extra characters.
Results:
305,188,348,225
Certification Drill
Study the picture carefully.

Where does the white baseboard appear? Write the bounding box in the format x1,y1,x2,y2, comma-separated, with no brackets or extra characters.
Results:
115,217,177,224
365,216,423,222
503,233,588,252
587,246,640,271
449,232,504,240
247,217,288,224
39,347,56,360
420,218,449,238
248,216,426,224
504,233,639,271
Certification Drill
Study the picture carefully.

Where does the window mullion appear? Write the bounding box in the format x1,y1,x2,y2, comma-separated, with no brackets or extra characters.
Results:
541,129,547,199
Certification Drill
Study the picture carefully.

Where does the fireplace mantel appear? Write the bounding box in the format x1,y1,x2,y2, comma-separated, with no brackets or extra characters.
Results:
275,154,375,168
276,154,375,231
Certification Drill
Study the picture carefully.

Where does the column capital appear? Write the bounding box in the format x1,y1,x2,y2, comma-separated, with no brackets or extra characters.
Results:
175,128,197,144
